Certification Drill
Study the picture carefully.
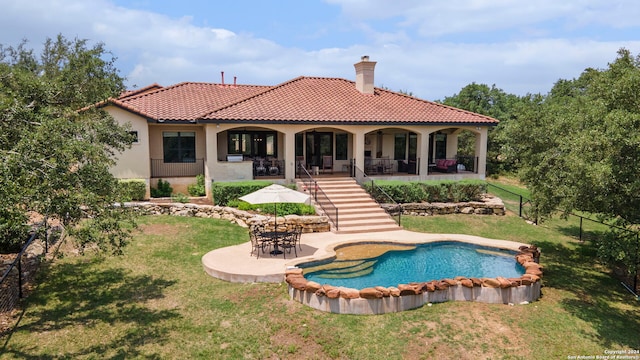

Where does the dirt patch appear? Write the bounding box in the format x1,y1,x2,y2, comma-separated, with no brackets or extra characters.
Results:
137,223,187,237
402,303,532,360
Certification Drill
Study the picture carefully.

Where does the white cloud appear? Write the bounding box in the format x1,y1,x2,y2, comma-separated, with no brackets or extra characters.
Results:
1,0,639,99
326,0,640,38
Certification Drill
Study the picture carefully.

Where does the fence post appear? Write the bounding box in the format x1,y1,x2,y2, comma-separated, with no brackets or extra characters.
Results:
519,195,523,218
17,255,23,299
635,233,639,292
44,215,49,254
579,217,583,242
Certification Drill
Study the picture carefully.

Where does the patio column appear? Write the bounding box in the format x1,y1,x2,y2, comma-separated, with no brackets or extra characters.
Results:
284,131,296,182
353,131,366,172
418,131,429,176
447,131,460,159
204,124,218,198
475,127,488,177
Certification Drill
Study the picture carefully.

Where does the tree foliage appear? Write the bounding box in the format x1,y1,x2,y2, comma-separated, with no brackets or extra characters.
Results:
501,49,640,284
441,83,523,174
0,35,136,254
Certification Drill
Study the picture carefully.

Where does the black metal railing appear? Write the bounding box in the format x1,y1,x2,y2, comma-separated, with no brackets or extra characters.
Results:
456,155,478,173
353,165,402,226
0,220,59,313
298,163,339,230
151,158,204,178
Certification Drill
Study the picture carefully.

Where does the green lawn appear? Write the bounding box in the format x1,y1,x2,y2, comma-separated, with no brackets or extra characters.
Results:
2,207,639,359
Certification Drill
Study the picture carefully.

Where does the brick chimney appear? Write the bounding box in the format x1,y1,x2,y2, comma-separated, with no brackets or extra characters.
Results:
354,55,376,94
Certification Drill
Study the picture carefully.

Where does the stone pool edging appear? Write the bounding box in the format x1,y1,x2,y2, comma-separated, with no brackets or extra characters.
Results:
285,245,542,315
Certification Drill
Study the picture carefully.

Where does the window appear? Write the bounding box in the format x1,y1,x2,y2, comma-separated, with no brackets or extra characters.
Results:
163,131,196,163
305,132,332,167
227,131,277,158
335,133,348,160
129,131,139,144
394,133,406,160
295,133,304,157
408,132,417,161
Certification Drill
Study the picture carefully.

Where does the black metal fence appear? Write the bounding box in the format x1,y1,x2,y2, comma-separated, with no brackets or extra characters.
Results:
487,182,639,292
0,221,59,313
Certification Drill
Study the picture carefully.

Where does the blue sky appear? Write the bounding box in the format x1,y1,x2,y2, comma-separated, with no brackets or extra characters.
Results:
1,0,640,100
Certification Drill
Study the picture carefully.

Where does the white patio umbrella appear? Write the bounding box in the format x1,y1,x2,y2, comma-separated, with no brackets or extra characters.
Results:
239,184,310,210
239,184,310,253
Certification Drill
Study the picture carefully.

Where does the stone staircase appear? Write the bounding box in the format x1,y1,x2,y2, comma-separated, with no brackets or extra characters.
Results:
300,177,401,234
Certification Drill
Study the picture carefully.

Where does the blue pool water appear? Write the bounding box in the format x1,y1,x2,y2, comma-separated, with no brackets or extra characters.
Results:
300,241,525,290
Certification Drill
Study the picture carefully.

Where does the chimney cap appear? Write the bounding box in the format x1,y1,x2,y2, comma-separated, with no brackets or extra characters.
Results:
361,55,370,61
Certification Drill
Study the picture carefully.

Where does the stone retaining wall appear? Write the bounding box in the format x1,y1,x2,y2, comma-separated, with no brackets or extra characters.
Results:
286,246,542,315
382,194,506,216
124,202,331,233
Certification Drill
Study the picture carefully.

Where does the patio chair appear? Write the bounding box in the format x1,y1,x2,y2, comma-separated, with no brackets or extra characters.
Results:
382,158,394,175
254,159,267,176
293,224,303,251
249,225,271,258
279,228,300,258
322,155,333,174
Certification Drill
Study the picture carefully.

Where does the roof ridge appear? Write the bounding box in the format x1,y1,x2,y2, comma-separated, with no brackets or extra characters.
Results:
119,83,163,99
199,77,307,117
200,76,356,118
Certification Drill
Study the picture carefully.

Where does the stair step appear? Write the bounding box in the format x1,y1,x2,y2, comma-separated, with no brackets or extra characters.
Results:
339,213,392,221
320,198,372,204
337,226,401,234
300,177,401,234
338,219,398,227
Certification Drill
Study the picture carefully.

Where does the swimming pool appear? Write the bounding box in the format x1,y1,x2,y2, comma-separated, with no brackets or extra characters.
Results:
286,238,542,314
299,241,525,290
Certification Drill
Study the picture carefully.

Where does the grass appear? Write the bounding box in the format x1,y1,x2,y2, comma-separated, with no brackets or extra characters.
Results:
2,199,640,358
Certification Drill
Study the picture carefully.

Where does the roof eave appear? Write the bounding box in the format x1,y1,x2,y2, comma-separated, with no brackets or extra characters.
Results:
198,119,498,126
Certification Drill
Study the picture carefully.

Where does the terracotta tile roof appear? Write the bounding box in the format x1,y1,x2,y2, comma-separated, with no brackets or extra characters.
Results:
108,82,272,121
107,77,498,125
203,77,498,125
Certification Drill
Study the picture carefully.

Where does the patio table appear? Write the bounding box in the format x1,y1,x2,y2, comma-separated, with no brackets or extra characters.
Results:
260,231,292,255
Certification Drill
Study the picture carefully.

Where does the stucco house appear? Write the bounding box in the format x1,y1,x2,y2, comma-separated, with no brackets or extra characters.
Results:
102,56,498,198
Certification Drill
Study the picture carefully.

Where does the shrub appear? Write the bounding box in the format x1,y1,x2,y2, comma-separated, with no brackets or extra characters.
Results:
188,175,206,197
236,202,316,216
213,181,316,216
211,181,272,206
151,179,173,198
171,193,190,203
366,180,486,204
117,179,147,201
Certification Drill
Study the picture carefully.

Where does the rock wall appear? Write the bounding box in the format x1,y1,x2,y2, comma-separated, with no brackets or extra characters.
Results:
382,194,506,216
124,202,331,233
286,245,542,314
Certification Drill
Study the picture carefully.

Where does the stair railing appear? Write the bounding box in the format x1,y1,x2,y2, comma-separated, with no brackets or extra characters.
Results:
352,164,402,226
298,162,339,231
